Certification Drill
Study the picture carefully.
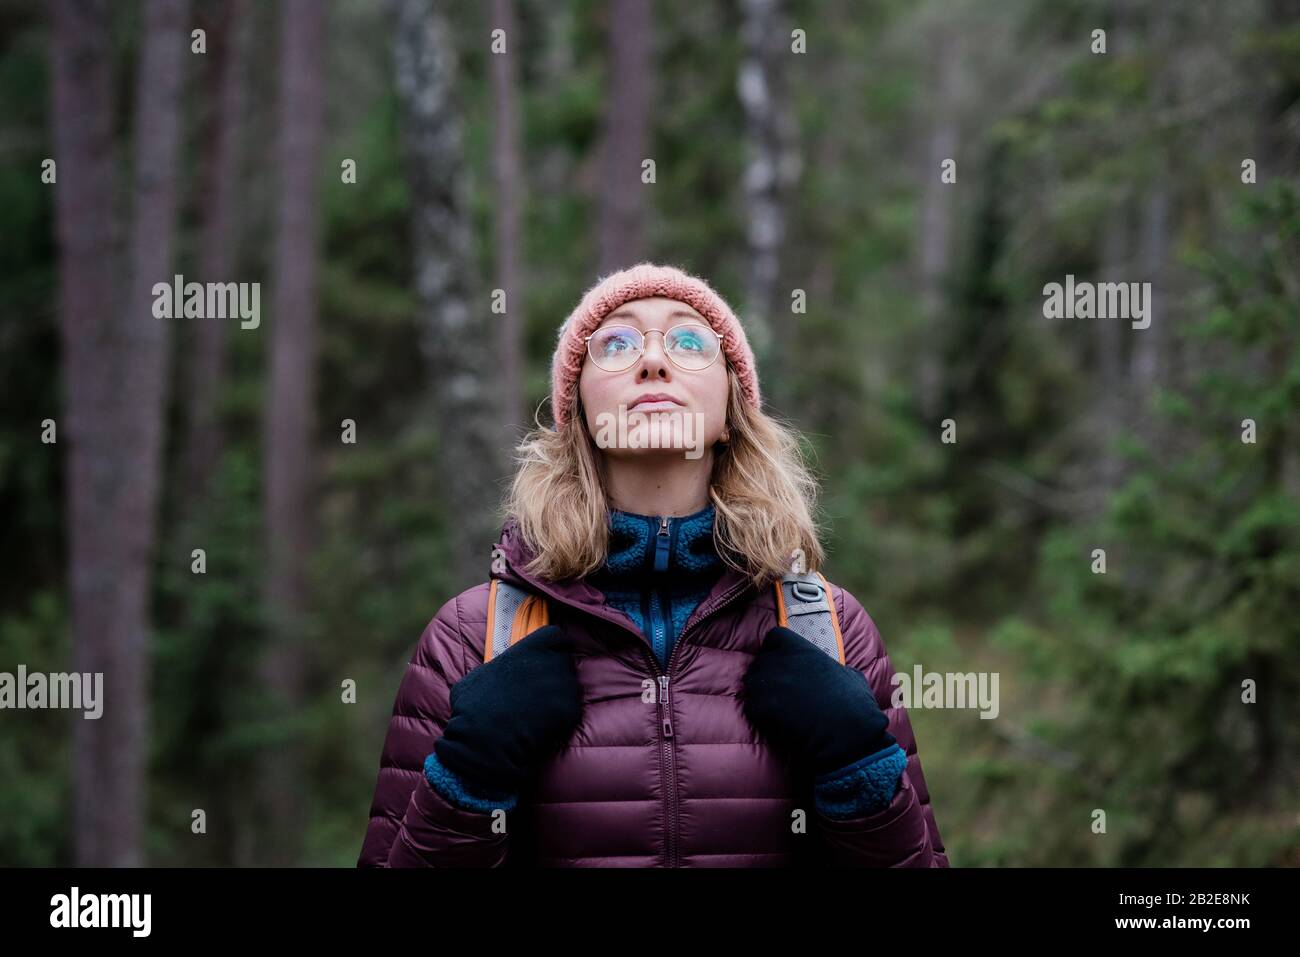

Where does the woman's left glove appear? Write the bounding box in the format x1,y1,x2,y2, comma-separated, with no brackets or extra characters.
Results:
742,625,897,776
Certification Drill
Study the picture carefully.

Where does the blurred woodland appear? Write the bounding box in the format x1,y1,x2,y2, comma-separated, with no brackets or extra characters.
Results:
0,0,1297,866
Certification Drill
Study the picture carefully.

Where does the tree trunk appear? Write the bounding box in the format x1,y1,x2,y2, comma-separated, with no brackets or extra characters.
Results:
259,0,326,865
1129,0,1173,418
916,24,960,421
52,0,189,867
392,0,506,587
51,0,120,869
490,0,525,439
1094,208,1128,503
183,0,251,502
1259,0,1300,502
1092,0,1134,506
116,0,190,862
737,0,798,399
1130,184,1168,397
598,0,652,272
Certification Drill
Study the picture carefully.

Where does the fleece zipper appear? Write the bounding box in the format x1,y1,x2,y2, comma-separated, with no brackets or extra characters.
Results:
650,516,671,663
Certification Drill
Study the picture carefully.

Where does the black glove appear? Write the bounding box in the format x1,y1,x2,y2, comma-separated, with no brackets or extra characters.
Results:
433,625,583,797
742,625,896,776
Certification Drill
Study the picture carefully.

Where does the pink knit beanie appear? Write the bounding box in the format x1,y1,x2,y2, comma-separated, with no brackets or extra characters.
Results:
549,261,762,428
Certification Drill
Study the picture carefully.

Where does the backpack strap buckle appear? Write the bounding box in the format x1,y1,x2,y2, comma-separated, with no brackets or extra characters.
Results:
791,579,823,603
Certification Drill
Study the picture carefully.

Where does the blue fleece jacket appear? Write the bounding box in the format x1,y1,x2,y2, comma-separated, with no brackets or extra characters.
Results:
424,503,907,820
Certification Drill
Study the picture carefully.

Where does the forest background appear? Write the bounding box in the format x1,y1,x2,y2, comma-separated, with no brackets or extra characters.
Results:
1,0,1297,866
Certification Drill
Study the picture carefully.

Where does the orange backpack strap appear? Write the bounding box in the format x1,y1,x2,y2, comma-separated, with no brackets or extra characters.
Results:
773,570,846,664
484,579,549,663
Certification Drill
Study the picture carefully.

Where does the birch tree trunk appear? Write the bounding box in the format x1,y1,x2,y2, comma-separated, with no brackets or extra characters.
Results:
738,0,798,387
392,0,506,586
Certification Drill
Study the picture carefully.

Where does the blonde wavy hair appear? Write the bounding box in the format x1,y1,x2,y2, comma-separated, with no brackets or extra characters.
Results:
500,365,827,589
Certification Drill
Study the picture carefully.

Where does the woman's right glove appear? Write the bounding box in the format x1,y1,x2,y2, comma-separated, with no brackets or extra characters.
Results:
428,625,584,808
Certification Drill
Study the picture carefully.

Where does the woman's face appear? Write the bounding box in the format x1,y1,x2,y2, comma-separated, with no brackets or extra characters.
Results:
578,296,730,459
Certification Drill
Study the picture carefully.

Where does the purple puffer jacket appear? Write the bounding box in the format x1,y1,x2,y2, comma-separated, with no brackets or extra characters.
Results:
358,515,950,867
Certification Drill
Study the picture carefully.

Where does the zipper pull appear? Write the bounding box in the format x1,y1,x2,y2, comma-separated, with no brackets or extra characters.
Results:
654,516,671,572
659,675,674,737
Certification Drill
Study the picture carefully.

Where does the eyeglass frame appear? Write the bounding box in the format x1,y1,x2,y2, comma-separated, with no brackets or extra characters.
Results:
583,321,727,373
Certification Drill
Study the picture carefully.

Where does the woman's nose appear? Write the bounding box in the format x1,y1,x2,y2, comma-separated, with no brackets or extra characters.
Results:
638,331,671,373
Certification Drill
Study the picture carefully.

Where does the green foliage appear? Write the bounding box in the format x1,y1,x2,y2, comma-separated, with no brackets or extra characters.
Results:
0,592,70,866
982,184,1300,865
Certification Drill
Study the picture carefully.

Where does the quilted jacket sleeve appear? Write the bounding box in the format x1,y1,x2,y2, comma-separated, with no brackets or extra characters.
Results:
356,587,510,867
813,584,951,867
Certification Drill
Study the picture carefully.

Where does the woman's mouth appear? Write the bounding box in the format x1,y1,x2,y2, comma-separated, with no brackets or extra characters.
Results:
628,393,685,411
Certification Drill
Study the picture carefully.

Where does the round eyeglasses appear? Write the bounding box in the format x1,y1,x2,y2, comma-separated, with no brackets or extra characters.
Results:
585,322,725,373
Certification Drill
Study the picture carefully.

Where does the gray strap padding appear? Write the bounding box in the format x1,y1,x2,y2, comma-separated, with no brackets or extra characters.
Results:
778,572,841,661
489,581,530,661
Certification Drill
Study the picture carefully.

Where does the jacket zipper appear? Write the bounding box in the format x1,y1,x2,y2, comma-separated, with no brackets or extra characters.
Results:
657,562,751,868
495,520,753,868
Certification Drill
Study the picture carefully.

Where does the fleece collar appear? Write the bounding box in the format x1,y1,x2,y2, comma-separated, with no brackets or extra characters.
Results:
596,503,723,582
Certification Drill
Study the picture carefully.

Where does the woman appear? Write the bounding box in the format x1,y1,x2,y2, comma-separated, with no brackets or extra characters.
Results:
358,262,949,867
